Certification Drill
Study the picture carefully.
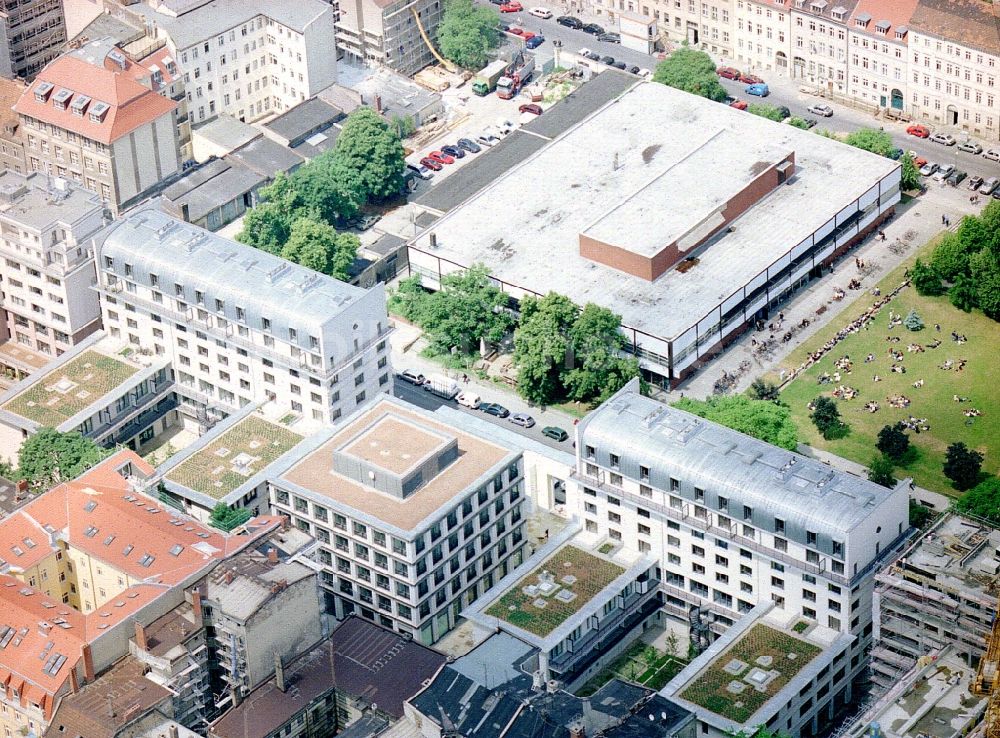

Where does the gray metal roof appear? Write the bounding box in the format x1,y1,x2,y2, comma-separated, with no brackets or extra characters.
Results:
96,210,371,343
128,0,331,50
191,114,260,153
228,137,305,178
262,97,343,146
160,158,265,222
579,380,899,538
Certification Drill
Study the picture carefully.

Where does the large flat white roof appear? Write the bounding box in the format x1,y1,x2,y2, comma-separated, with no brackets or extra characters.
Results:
411,81,898,341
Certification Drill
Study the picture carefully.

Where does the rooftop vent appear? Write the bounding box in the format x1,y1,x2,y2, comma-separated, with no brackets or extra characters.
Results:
33,81,54,102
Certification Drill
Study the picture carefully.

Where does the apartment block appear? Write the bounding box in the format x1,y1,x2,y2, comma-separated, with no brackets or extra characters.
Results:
0,77,28,175
0,0,67,80
907,0,999,141
0,333,176,464
0,172,107,367
592,0,734,56
119,0,337,126
733,0,792,75
0,450,283,737
870,514,998,690
787,0,857,94
270,395,529,646
93,209,393,431
13,38,180,215
846,0,916,112
336,0,444,77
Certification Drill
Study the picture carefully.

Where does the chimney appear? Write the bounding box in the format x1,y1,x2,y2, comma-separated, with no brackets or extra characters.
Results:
569,722,585,738
224,570,235,585
191,589,203,622
168,726,179,738
375,94,382,113
81,644,95,682
16,480,27,493
134,620,148,651
69,666,79,694
274,650,286,693
230,684,242,708
429,232,437,249
267,546,278,564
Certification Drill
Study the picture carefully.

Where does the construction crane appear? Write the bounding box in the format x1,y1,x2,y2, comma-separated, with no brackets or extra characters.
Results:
972,595,1000,738
410,8,457,73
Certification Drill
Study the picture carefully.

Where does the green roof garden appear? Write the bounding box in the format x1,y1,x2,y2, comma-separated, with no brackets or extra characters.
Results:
485,545,625,637
680,624,822,723
2,350,139,427
166,415,303,499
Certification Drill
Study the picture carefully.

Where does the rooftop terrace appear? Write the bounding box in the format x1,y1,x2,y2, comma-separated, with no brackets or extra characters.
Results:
165,414,304,499
1,348,139,427
678,623,822,723
484,544,625,637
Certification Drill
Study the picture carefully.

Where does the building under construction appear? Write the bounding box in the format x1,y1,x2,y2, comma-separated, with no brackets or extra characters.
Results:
871,514,1000,691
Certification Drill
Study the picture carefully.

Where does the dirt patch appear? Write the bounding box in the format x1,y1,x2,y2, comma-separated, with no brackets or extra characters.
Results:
642,144,661,164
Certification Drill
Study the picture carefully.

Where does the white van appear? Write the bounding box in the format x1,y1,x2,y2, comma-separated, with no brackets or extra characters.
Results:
457,391,482,409
528,6,552,18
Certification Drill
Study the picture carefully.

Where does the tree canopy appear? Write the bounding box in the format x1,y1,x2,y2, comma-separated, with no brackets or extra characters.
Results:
673,395,799,451
899,153,921,191
332,107,406,202
281,218,360,281
876,423,910,462
843,128,895,157
955,477,1000,526
943,442,984,491
922,201,1000,319
18,429,107,490
868,454,897,488
747,103,783,122
810,396,846,439
652,48,727,102
209,502,253,532
436,0,501,70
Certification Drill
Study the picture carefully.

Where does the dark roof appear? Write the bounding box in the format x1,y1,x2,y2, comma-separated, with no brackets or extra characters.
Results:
600,695,691,738
0,475,30,516
44,657,172,738
138,601,201,657
160,158,265,223
366,232,405,257
211,617,445,738
335,713,390,738
413,71,636,215
589,679,651,721
410,667,527,738
228,137,304,178
909,0,1000,53
263,97,344,146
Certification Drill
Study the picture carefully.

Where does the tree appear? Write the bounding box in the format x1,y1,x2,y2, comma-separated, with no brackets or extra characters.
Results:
911,258,945,296
810,396,845,440
970,249,1000,320
868,454,896,488
674,395,799,451
747,103,783,122
902,309,924,331
949,273,978,312
236,173,303,252
209,502,253,532
513,292,580,406
943,442,984,491
437,0,500,69
652,48,727,102
748,377,780,401
333,107,406,202
563,303,639,404
955,477,1000,526
18,429,106,490
876,423,909,461
292,153,364,224
279,218,358,281
390,114,416,139
843,128,895,157
388,275,429,321
931,231,973,282
787,117,810,130
909,499,935,528
899,153,921,191
421,265,514,355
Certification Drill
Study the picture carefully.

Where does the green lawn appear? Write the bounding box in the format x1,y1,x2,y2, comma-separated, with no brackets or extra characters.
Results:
680,624,821,723
485,545,625,637
577,641,687,696
769,239,998,496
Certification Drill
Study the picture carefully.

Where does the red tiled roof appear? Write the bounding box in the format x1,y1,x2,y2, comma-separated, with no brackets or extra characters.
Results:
13,54,176,146
849,0,919,38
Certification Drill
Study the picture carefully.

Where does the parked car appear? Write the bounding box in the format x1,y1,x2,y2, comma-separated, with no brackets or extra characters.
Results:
918,161,938,176
581,22,604,34
599,55,615,65
584,50,601,61
627,65,641,75
740,73,764,85
519,103,543,115
729,98,748,110
440,144,465,159
745,83,769,97
611,60,627,70
967,175,984,191
931,163,955,181
958,141,983,155
802,118,818,128
597,32,620,43
557,15,582,27
499,1,522,11
946,170,966,186
456,391,481,409
776,106,791,120
908,152,927,168
477,130,500,147
931,132,956,146
980,177,1000,195
984,149,1000,162
457,137,481,154
419,156,443,171
578,46,592,56
489,0,504,4
498,22,509,31
406,163,433,180
807,103,833,117
349,214,381,230
507,26,524,35
906,124,931,138
510,413,536,428
398,369,425,385
528,5,552,17
716,66,740,79
496,118,516,135
887,148,904,160
638,68,652,78
481,402,510,418
525,34,545,48
541,426,569,442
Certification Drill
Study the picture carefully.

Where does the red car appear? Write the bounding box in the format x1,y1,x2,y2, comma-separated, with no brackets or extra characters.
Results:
521,31,536,40
507,26,524,35
419,157,443,171
729,99,748,110
519,103,543,115
427,150,455,165
716,66,740,79
912,155,928,168
739,72,764,84
906,124,930,138
499,1,522,11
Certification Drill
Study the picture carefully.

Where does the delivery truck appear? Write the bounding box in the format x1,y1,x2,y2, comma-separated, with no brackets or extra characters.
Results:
471,60,509,96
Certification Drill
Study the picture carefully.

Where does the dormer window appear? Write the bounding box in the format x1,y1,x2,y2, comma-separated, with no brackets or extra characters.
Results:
875,19,891,34
855,12,871,27
895,26,908,39
810,0,827,13
33,81,53,102
830,5,845,20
